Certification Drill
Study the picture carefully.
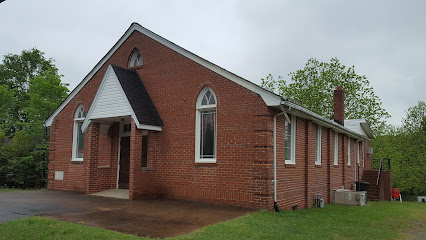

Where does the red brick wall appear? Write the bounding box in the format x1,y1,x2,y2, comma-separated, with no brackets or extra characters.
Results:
48,29,372,211
129,119,156,200
48,30,273,209
97,123,119,191
274,115,372,210
275,115,308,210
345,136,354,190
381,171,392,201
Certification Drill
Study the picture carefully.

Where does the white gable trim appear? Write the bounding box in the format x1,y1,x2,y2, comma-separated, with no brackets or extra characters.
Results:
82,65,162,132
360,122,375,139
44,23,281,127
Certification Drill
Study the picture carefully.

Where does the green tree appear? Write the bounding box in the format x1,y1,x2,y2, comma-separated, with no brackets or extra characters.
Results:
24,68,69,123
401,101,426,134
262,58,390,133
397,101,426,196
0,48,57,135
0,85,14,124
0,48,68,188
372,101,426,196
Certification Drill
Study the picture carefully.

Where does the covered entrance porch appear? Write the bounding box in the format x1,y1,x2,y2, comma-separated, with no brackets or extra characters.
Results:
81,65,163,199
84,117,159,199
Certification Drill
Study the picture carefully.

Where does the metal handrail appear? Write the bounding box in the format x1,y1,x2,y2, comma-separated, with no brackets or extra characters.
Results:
377,159,383,186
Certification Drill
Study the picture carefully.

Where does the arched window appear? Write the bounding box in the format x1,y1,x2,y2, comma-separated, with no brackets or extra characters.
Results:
72,105,85,160
128,49,143,67
195,87,217,163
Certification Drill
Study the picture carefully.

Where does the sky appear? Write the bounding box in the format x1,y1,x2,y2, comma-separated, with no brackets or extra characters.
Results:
1,0,425,127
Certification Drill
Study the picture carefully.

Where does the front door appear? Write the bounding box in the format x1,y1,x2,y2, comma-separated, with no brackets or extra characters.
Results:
118,136,130,189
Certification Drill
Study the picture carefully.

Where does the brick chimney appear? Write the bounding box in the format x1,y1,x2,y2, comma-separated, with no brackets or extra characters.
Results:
333,86,344,125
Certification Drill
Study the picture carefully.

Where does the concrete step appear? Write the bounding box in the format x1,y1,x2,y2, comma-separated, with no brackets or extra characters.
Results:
91,189,129,199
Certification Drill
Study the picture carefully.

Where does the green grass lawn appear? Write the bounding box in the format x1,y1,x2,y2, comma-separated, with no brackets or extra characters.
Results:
0,188,20,192
0,202,425,240
0,187,45,192
176,202,426,240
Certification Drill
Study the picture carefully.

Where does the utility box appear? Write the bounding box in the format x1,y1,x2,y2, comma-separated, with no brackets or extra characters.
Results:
333,189,367,206
417,196,426,202
355,181,370,203
314,193,324,209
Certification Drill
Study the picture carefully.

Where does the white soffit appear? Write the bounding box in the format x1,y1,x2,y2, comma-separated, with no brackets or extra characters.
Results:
44,23,282,127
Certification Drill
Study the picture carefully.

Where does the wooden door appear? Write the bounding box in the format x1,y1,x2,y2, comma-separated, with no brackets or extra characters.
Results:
118,136,130,189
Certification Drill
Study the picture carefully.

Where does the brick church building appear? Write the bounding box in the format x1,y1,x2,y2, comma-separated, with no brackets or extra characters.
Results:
45,23,374,211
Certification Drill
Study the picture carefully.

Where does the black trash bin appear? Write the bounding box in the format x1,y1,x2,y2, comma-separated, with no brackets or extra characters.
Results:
355,181,370,203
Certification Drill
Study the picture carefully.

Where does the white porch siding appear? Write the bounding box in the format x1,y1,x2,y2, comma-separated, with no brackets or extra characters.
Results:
90,71,132,120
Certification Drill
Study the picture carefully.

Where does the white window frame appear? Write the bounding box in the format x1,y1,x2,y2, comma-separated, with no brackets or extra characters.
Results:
72,105,85,161
128,49,143,67
315,125,322,165
347,136,351,166
362,142,365,167
354,142,357,165
285,115,296,165
357,142,360,165
195,87,217,163
334,131,338,165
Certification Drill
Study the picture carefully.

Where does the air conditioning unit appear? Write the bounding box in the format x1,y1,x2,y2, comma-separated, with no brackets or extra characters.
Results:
367,147,373,154
333,189,367,206
417,196,426,202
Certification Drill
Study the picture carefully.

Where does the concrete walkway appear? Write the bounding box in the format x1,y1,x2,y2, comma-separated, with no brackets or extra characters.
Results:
0,190,257,238
91,189,129,199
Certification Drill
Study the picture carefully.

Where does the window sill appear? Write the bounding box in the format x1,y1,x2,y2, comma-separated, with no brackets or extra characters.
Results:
98,165,110,169
129,65,143,70
141,166,154,171
195,159,216,164
194,163,217,168
71,159,83,164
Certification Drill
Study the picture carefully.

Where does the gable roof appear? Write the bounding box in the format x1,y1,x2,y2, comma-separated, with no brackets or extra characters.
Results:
344,119,375,139
81,64,163,132
44,22,374,142
112,65,163,127
44,22,282,127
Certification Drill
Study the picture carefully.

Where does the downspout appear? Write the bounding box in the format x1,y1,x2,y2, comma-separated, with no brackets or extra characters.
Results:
354,139,361,190
273,102,290,212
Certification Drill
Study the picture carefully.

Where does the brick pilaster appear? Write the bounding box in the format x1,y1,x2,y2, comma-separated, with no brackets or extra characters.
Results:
326,128,332,203
304,121,315,208
85,122,100,194
129,119,143,200
47,121,56,190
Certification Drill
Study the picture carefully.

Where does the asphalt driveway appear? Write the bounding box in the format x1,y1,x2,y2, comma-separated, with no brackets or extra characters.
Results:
0,190,256,238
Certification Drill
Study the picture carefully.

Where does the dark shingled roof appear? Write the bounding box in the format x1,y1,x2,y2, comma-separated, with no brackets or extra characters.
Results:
111,65,163,127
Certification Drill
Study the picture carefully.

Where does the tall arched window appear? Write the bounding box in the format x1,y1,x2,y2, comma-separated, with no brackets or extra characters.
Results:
195,87,217,163
72,105,85,161
128,49,143,67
